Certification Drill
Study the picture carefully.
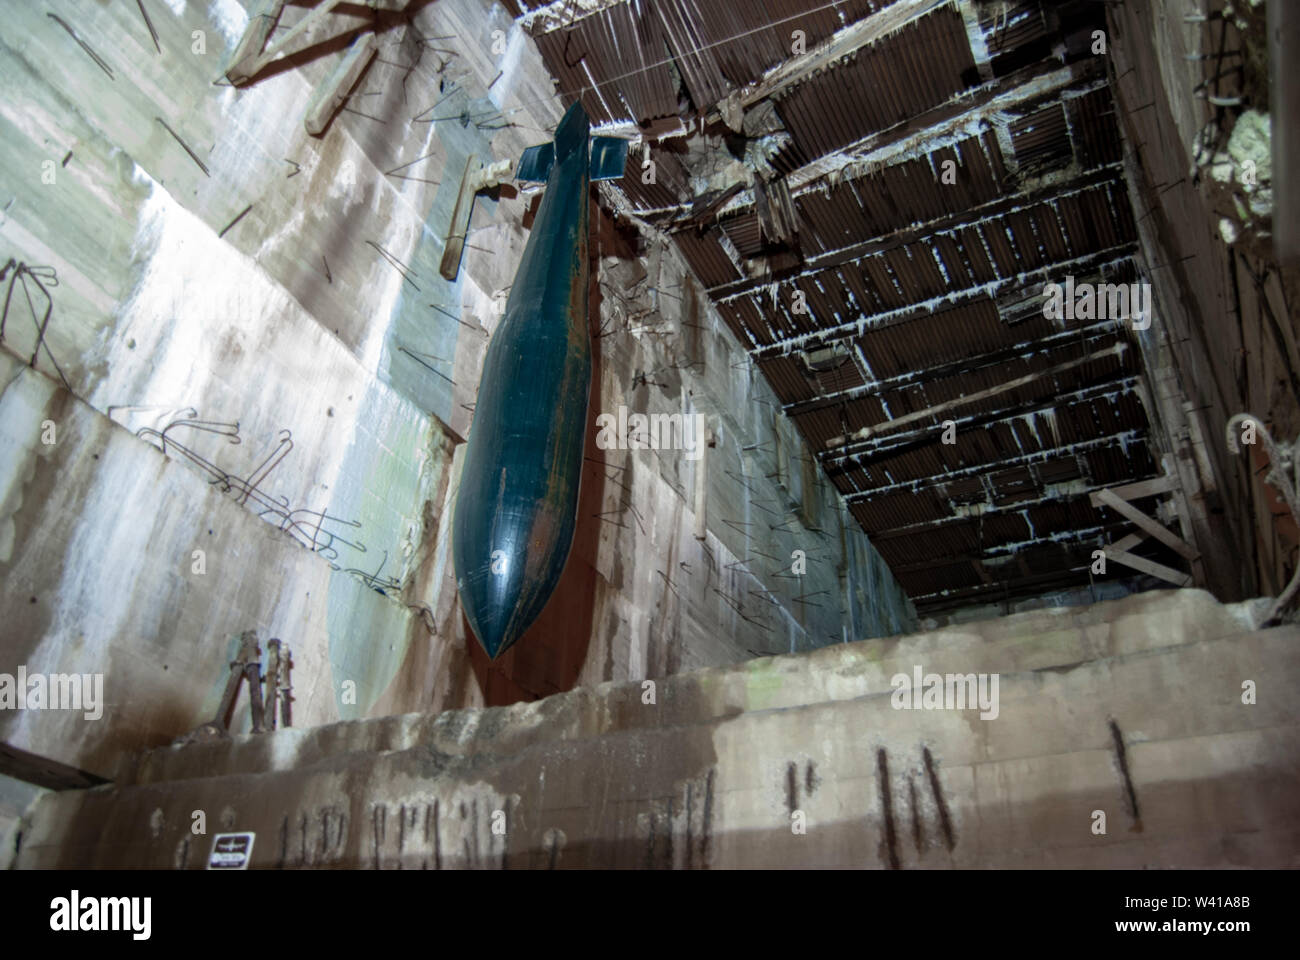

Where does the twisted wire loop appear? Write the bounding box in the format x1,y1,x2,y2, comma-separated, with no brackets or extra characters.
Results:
2,253,427,608
341,549,402,596
407,602,437,632
135,413,390,581
1226,413,1300,625
1,258,73,392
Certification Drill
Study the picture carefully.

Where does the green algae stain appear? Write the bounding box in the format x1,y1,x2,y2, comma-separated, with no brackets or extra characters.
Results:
326,379,443,719
744,657,786,709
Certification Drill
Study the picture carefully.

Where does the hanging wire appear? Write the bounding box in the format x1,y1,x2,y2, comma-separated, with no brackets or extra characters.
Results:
436,0,861,129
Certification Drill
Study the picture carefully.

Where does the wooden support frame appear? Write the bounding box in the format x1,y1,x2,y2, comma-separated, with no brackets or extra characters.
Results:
1101,545,1193,587
224,0,288,86
225,0,347,86
1099,474,1177,502
304,33,378,136
224,0,390,137
1090,474,1205,587
1091,487,1199,562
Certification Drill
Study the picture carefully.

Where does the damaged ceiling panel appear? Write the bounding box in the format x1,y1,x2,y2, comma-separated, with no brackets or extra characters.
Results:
526,0,1170,615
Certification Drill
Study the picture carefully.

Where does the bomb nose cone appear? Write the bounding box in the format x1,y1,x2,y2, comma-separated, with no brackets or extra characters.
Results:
464,588,521,660
457,552,528,660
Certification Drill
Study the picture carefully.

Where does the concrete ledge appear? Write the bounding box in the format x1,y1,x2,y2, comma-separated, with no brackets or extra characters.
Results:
122,587,1271,785
15,589,1299,868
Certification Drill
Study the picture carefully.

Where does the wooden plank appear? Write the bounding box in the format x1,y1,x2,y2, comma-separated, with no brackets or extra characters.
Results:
1108,531,1145,554
440,155,482,281
828,343,1127,449
1102,546,1193,587
1182,401,1219,495
227,0,346,86
1091,487,1200,561
304,32,377,136
693,438,708,541
1103,474,1177,502
224,0,287,85
0,742,110,791
1272,0,1300,262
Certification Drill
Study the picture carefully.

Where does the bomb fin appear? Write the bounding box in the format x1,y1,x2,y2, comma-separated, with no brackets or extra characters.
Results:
516,142,554,182
590,137,629,181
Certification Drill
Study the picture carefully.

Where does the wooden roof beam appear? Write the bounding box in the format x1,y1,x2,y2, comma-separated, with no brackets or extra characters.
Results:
842,428,1144,501
751,243,1136,360
822,373,1141,469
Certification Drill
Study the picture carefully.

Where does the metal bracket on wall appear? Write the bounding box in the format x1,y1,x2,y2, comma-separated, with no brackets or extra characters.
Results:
173,631,294,745
440,155,513,281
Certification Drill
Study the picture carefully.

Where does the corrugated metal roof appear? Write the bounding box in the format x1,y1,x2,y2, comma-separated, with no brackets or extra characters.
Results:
772,7,977,170
674,228,740,287
524,0,1167,612
533,2,677,126
653,0,893,113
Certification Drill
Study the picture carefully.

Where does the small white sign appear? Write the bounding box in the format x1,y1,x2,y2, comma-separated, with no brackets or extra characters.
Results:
208,832,255,870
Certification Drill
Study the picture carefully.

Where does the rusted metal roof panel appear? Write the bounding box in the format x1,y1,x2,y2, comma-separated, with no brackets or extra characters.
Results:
981,1,1050,65
652,0,894,113
720,213,766,258
534,2,679,125
1070,86,1123,167
674,229,740,287
1011,101,1072,174
617,143,692,211
772,7,976,168
855,298,1002,378
758,354,817,404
